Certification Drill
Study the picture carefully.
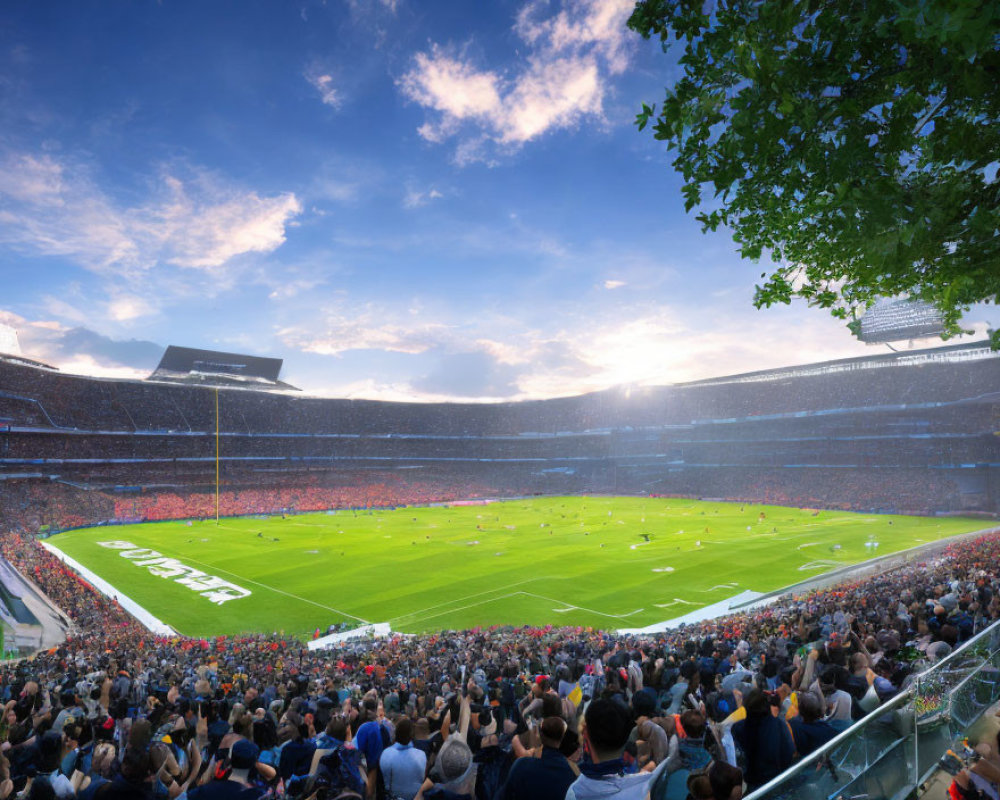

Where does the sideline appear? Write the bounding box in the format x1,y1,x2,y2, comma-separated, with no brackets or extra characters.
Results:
617,589,763,634
617,524,999,635
40,542,178,636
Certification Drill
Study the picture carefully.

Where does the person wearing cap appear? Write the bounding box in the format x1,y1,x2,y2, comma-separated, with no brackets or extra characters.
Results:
415,696,477,800
498,716,577,800
353,697,391,798
186,739,264,800
379,718,426,800
414,737,476,800
471,709,512,800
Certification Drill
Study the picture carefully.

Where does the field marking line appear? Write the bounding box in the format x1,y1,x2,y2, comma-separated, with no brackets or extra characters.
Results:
396,592,527,627
213,524,250,533
517,592,645,619
385,577,560,624
797,560,842,571
170,552,370,624
399,586,645,628
40,542,178,636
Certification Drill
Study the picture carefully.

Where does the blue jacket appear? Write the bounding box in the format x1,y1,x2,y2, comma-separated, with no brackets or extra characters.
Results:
732,714,795,790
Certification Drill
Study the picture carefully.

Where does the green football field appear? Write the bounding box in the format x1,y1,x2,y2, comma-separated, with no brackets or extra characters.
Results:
45,497,987,638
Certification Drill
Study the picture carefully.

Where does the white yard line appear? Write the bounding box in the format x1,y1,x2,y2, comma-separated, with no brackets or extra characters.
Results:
41,542,177,636
653,599,699,608
176,553,370,623
518,592,645,619
386,577,559,624
396,592,526,626
398,587,645,627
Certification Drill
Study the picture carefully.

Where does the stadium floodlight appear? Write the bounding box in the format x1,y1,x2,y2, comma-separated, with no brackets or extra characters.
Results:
0,323,21,357
857,297,946,343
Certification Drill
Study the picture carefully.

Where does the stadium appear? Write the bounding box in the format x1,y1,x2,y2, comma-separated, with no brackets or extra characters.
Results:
2,2,999,799
1,321,999,799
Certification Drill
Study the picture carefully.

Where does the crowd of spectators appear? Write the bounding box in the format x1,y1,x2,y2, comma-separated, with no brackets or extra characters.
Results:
4,345,996,435
111,478,500,523
645,467,967,517
1,351,999,798
0,476,520,538
0,461,975,551
0,485,116,538
3,348,997,521
0,517,997,800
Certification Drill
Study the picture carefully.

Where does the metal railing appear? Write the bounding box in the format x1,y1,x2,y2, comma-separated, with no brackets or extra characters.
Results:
745,616,1000,800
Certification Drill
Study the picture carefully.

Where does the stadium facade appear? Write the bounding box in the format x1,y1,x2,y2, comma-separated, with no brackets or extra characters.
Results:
0,342,998,535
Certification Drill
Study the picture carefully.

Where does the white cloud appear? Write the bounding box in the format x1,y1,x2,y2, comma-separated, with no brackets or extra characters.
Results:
305,70,341,108
267,280,323,301
277,303,456,355
53,353,150,381
156,176,302,270
499,56,601,144
107,294,155,322
515,0,632,74
603,279,625,289
0,309,162,375
0,154,66,204
0,152,302,279
401,48,503,142
0,154,139,272
398,0,634,161
403,186,444,208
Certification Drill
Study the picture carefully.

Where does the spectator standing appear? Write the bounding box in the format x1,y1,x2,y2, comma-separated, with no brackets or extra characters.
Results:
498,717,576,800
380,718,425,800
565,699,665,800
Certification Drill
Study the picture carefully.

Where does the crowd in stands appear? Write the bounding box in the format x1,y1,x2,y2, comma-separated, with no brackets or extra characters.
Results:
0,516,998,799
0,351,998,798
0,485,116,538
0,461,976,547
111,479,501,523
3,350,997,519
645,467,967,517
4,345,997,435
0,477,522,536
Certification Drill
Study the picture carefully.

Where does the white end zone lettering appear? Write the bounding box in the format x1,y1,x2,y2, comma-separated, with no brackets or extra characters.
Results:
96,541,252,604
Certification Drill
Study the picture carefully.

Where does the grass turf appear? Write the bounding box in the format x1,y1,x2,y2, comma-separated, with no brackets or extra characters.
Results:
45,497,987,638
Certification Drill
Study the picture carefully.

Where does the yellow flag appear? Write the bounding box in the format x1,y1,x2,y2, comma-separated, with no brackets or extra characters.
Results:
568,683,583,707
785,691,799,719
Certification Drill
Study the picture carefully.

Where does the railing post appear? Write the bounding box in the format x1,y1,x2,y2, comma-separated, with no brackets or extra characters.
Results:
743,616,1000,800
913,673,920,790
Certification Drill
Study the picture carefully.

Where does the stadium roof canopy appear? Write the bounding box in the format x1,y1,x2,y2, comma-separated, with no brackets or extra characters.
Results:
857,297,946,343
148,345,298,391
0,323,56,370
0,323,20,357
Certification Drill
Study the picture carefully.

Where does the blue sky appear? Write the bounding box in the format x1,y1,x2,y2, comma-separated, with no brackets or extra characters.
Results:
0,0,990,400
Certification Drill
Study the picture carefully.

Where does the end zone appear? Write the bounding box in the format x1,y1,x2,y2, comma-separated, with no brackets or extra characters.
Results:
41,541,177,636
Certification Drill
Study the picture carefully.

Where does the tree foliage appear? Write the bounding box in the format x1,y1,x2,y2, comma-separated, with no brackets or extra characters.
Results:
629,0,1000,345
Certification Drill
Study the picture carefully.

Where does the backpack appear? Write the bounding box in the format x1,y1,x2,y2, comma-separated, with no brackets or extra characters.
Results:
500,679,516,708
316,747,366,797
473,747,511,800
